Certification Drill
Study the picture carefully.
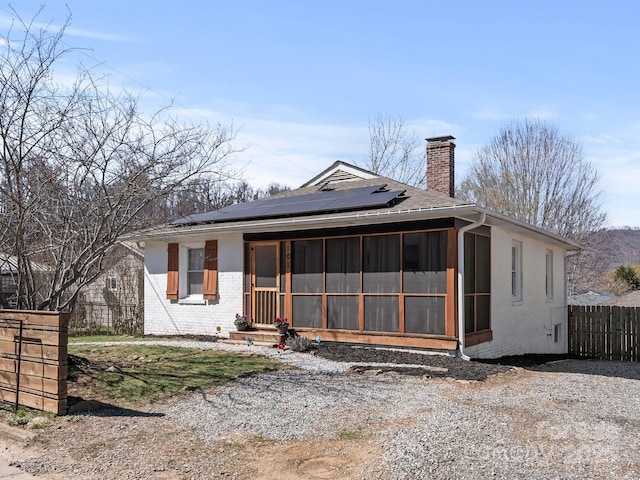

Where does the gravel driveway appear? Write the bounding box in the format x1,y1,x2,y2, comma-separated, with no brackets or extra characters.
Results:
10,341,640,479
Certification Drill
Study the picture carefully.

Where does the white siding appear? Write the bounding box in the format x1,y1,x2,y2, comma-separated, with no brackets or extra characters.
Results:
144,233,244,337
466,227,568,359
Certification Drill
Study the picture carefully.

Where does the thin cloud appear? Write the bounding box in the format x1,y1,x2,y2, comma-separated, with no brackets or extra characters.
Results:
0,13,134,43
168,109,369,188
580,133,620,145
64,25,135,43
167,108,469,189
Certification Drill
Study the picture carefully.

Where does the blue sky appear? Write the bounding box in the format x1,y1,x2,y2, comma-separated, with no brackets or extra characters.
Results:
2,1,640,227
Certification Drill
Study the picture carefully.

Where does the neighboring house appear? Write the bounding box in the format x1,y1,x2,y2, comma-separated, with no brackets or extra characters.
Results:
0,253,19,307
0,253,48,308
135,136,579,359
74,241,144,333
568,289,616,306
604,290,640,307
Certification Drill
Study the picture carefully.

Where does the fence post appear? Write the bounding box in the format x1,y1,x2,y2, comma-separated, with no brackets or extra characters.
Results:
14,319,23,412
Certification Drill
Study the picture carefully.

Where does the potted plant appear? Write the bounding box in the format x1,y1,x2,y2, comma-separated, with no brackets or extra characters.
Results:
274,317,289,334
234,314,249,331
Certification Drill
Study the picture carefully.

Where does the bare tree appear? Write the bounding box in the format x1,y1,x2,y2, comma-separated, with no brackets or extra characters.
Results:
460,119,606,238
459,119,607,292
0,8,237,310
362,113,424,187
159,179,291,221
257,181,291,198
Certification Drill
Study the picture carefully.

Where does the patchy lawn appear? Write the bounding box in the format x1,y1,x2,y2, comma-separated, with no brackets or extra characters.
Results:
67,343,284,406
68,333,183,343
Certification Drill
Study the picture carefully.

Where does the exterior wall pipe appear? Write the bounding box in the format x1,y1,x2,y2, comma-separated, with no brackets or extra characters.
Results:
456,212,486,361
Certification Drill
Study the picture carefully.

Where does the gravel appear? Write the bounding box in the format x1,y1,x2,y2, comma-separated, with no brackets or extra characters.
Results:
11,340,640,479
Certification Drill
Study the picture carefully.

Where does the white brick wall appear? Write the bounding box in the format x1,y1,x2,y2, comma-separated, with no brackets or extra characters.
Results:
466,227,568,359
144,232,244,337
143,225,570,358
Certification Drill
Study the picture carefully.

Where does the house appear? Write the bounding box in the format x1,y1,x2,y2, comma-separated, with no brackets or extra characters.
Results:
604,290,640,307
136,136,579,359
71,241,144,334
0,253,20,307
0,253,48,309
568,288,616,306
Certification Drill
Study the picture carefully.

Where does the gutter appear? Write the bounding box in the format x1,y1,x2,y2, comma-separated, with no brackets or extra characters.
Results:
127,204,478,241
456,212,487,361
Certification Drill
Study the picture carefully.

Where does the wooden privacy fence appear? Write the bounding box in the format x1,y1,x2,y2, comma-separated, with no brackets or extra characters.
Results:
0,311,68,414
568,305,639,362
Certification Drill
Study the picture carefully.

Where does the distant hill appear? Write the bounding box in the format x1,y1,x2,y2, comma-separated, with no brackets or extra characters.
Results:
579,228,640,293
592,228,640,271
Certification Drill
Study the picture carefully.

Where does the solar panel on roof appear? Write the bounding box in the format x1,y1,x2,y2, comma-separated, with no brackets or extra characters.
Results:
171,184,405,225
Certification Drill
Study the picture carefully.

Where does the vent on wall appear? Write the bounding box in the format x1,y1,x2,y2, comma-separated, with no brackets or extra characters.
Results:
554,323,562,343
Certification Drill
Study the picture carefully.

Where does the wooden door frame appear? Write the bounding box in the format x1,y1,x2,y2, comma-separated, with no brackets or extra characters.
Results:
250,241,280,326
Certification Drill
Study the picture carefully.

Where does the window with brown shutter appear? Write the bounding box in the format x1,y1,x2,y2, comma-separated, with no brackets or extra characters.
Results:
166,243,179,300
203,239,218,300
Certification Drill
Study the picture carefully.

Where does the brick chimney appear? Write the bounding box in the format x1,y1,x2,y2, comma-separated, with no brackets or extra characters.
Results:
426,135,456,197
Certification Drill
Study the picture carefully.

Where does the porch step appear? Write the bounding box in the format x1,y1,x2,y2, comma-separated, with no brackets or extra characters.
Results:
221,339,280,348
228,327,288,345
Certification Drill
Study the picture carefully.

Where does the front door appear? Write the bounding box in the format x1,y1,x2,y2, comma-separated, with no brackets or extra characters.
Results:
251,243,280,326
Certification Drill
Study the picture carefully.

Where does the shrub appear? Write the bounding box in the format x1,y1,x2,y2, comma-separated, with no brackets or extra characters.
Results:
285,334,313,352
613,265,640,291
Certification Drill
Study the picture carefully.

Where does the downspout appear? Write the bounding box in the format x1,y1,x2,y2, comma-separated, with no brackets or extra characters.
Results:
456,212,486,361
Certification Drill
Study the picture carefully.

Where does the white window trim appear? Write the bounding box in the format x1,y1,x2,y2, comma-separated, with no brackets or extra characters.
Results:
545,249,554,301
178,243,205,301
512,240,523,303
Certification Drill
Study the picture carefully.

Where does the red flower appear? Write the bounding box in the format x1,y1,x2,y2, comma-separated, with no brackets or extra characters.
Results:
278,342,285,350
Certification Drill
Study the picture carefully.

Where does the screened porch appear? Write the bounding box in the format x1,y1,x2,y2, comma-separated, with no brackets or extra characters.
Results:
242,220,490,349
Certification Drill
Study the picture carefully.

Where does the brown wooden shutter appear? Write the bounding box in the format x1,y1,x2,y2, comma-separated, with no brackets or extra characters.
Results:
166,243,179,300
203,239,218,301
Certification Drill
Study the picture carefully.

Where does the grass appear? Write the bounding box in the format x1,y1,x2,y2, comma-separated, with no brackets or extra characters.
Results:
3,407,55,428
68,334,183,344
7,408,31,426
335,428,364,440
68,343,284,405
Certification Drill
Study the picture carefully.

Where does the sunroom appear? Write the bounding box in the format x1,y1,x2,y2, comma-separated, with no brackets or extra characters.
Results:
242,219,490,350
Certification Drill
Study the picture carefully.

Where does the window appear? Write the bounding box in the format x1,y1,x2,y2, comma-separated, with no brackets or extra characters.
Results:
545,250,553,300
187,248,205,295
106,277,118,292
166,241,218,300
511,241,522,301
464,232,491,335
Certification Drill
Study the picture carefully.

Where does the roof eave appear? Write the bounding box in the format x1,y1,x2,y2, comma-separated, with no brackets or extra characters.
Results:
129,204,581,252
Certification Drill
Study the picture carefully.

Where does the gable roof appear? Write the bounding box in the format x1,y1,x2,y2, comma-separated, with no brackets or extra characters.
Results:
300,161,378,186
0,253,49,274
131,161,580,251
